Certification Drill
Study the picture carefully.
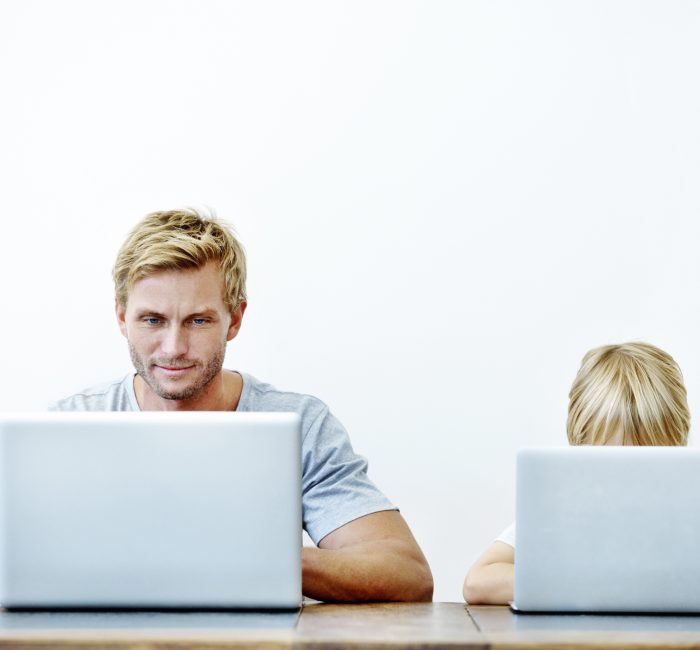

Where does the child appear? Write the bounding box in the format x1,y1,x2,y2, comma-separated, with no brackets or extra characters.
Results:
462,341,690,605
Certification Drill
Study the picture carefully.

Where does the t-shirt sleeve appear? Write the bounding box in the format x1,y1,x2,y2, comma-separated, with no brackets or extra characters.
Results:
47,376,136,412
301,404,396,544
495,522,516,548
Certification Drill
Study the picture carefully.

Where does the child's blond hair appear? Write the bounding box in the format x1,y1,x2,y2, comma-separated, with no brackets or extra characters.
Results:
567,342,689,446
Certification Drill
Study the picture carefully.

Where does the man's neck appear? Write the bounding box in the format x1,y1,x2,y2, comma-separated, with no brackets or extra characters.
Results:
134,371,243,411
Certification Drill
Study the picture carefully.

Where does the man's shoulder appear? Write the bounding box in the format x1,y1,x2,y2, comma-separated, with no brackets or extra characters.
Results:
50,375,135,411
239,373,328,420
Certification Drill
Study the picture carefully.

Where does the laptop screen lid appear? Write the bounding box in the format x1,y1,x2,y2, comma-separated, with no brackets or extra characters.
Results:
0,411,301,610
514,446,700,613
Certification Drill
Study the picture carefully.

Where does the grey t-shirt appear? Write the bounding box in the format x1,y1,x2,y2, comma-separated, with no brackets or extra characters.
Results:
51,372,395,544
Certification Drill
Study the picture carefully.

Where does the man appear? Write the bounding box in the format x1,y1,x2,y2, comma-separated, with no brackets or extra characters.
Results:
53,208,433,603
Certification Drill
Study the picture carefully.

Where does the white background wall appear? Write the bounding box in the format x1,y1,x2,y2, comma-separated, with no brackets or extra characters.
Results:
1,1,699,602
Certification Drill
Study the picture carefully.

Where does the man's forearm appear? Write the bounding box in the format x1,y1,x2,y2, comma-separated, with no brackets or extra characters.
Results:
302,540,433,603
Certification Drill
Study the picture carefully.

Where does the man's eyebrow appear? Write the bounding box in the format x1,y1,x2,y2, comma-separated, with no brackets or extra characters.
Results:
132,309,220,319
134,310,167,319
189,309,219,318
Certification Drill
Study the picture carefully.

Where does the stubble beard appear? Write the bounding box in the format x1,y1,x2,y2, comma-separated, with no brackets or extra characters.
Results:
128,341,226,401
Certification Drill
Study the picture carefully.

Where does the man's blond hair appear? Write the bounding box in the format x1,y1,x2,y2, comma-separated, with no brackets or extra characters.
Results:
113,209,247,311
567,342,689,446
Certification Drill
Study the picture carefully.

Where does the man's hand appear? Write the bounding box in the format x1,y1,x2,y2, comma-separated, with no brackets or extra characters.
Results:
301,510,433,603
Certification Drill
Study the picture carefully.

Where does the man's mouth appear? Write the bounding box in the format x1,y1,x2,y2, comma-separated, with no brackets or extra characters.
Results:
153,364,196,376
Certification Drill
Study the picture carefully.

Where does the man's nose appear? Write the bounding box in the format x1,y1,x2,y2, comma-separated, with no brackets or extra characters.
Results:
160,324,189,358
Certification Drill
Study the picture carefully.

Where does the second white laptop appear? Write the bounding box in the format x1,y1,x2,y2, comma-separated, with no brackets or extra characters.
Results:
0,411,302,610
514,446,700,613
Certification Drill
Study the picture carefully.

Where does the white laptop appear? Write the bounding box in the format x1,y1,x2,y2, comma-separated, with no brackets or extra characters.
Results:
514,446,700,613
0,412,302,610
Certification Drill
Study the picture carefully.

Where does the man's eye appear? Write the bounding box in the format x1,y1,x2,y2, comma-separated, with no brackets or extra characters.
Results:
144,318,162,325
192,318,207,326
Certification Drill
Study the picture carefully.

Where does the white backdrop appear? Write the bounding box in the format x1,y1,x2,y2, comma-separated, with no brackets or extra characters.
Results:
1,1,699,602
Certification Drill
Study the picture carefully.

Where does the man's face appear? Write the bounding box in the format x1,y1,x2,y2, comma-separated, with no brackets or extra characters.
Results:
116,261,244,402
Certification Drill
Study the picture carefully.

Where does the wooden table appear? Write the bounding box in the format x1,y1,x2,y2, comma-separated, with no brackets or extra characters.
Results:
1,603,700,649
0,603,481,650
468,604,700,649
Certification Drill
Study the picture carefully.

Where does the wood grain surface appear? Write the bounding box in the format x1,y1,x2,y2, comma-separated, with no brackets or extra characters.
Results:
296,602,484,649
468,605,700,649
2,603,700,649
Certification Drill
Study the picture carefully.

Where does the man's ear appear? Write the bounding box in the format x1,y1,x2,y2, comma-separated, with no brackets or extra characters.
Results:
227,301,247,342
115,299,128,338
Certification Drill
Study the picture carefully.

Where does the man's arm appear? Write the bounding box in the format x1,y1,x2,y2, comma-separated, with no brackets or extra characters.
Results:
302,510,433,603
462,541,514,605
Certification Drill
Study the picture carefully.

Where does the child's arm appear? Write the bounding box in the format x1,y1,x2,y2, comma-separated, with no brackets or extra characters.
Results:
463,541,515,605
